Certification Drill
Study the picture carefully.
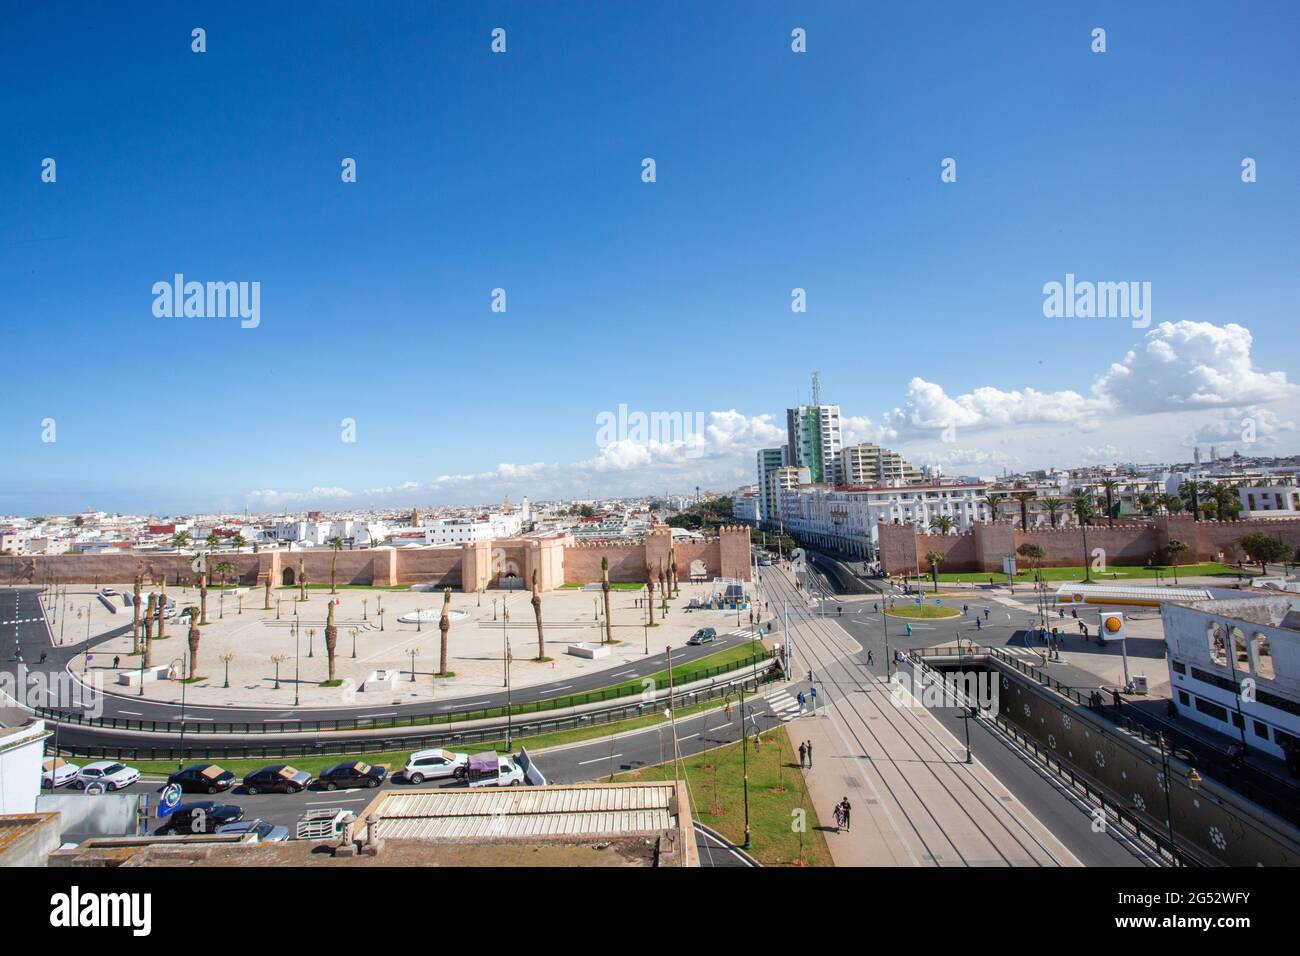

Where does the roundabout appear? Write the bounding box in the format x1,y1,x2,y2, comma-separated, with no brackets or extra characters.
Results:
883,603,961,620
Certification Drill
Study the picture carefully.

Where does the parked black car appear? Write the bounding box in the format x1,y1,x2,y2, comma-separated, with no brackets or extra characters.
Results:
319,760,387,791
159,801,244,834
168,764,237,795
687,627,718,646
242,765,313,794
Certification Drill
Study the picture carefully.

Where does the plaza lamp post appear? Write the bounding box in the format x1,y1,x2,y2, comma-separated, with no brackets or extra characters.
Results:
308,628,315,659
174,654,188,770
502,594,509,688
271,654,286,690
738,667,752,850
350,627,358,659
505,639,514,751
293,624,301,706
220,652,234,689
1081,521,1093,584
958,631,973,764
407,647,419,682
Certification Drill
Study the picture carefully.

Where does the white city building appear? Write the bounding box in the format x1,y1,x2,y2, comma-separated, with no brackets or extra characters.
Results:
1163,596,1300,760
774,482,990,558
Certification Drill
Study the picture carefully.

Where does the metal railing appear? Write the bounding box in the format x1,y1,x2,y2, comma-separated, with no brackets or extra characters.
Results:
46,667,779,762
36,652,772,737
909,644,1300,828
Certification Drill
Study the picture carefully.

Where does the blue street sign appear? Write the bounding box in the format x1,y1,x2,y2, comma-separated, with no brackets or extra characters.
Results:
158,783,182,818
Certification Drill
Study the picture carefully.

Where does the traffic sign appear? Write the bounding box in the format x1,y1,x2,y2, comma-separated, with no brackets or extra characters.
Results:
158,783,182,818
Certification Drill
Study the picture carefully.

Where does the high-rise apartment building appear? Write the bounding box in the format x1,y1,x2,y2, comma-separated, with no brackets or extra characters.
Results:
756,446,789,525
786,404,842,486
841,442,924,486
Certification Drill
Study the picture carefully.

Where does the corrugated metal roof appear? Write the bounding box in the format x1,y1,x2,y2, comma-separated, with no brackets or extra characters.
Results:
1055,583,1213,604
370,784,679,841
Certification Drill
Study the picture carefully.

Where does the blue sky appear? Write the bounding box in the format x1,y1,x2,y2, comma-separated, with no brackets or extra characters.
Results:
3,1,1298,515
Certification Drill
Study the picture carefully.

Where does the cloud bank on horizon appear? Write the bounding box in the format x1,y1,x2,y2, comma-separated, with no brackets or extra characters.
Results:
246,320,1298,510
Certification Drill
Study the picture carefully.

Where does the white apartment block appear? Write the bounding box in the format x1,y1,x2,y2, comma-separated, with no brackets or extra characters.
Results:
774,483,990,557
841,442,924,486
756,446,789,525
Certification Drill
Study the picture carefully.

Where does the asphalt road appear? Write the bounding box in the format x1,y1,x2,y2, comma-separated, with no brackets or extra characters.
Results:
766,552,1148,866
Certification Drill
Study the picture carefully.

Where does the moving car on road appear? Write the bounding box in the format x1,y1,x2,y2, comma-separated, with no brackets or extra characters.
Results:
42,758,80,789
242,765,312,794
687,627,717,646
319,760,387,790
215,819,290,842
403,749,469,784
73,761,140,792
158,801,244,834
168,764,237,794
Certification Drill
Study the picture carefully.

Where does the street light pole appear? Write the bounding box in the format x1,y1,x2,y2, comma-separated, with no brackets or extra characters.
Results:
1158,732,1179,865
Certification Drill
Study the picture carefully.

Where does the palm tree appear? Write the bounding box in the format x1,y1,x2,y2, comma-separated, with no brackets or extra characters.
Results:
645,564,656,625
929,515,955,535
1070,489,1093,527
1165,539,1188,584
231,534,247,553
1099,479,1120,527
170,530,190,551
327,536,344,593
437,587,453,676
1158,493,1182,515
131,575,142,654
600,556,613,644
324,598,338,682
187,612,201,679
1137,493,1156,518
142,594,155,668
1014,491,1036,529
199,570,209,624
530,569,547,660
1041,497,1063,529
298,558,307,601
1211,483,1238,522
205,531,220,551
215,561,234,588
985,493,1004,522
924,550,944,593
157,578,167,640
263,573,272,610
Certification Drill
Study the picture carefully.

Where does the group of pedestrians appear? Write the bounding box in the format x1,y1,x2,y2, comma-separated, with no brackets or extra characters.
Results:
797,739,814,768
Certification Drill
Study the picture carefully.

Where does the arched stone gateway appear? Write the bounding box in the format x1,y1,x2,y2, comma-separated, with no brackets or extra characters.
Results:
282,567,296,586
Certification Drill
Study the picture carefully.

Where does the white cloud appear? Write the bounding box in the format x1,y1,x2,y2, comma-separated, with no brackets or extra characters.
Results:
1096,321,1297,413
243,322,1295,509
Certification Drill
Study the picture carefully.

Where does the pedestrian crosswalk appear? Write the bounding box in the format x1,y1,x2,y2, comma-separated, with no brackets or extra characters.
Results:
766,689,804,722
0,619,42,625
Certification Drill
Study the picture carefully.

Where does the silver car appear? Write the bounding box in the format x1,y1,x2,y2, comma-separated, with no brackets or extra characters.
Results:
215,819,291,842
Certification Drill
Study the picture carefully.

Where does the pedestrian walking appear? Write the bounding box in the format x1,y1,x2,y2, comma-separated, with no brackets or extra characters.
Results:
905,623,913,637
983,608,990,620
1071,608,1078,620
840,797,852,832
797,690,806,715
867,649,874,666
833,802,844,831
798,741,807,768
113,655,120,668
976,617,982,630
962,604,969,615
806,740,813,768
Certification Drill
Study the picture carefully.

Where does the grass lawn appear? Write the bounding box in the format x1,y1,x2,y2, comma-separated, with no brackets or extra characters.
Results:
613,725,832,867
559,582,647,591
885,604,960,620
922,562,1240,584
126,695,739,779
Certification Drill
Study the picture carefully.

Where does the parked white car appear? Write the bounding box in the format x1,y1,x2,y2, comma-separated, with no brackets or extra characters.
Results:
100,587,117,598
73,761,140,792
403,748,469,784
42,758,81,789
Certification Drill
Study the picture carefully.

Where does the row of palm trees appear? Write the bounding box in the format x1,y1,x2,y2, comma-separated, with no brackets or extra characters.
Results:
958,479,1243,535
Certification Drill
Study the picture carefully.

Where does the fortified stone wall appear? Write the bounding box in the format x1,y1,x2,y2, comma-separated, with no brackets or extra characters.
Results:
3,527,753,591
878,517,1300,574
